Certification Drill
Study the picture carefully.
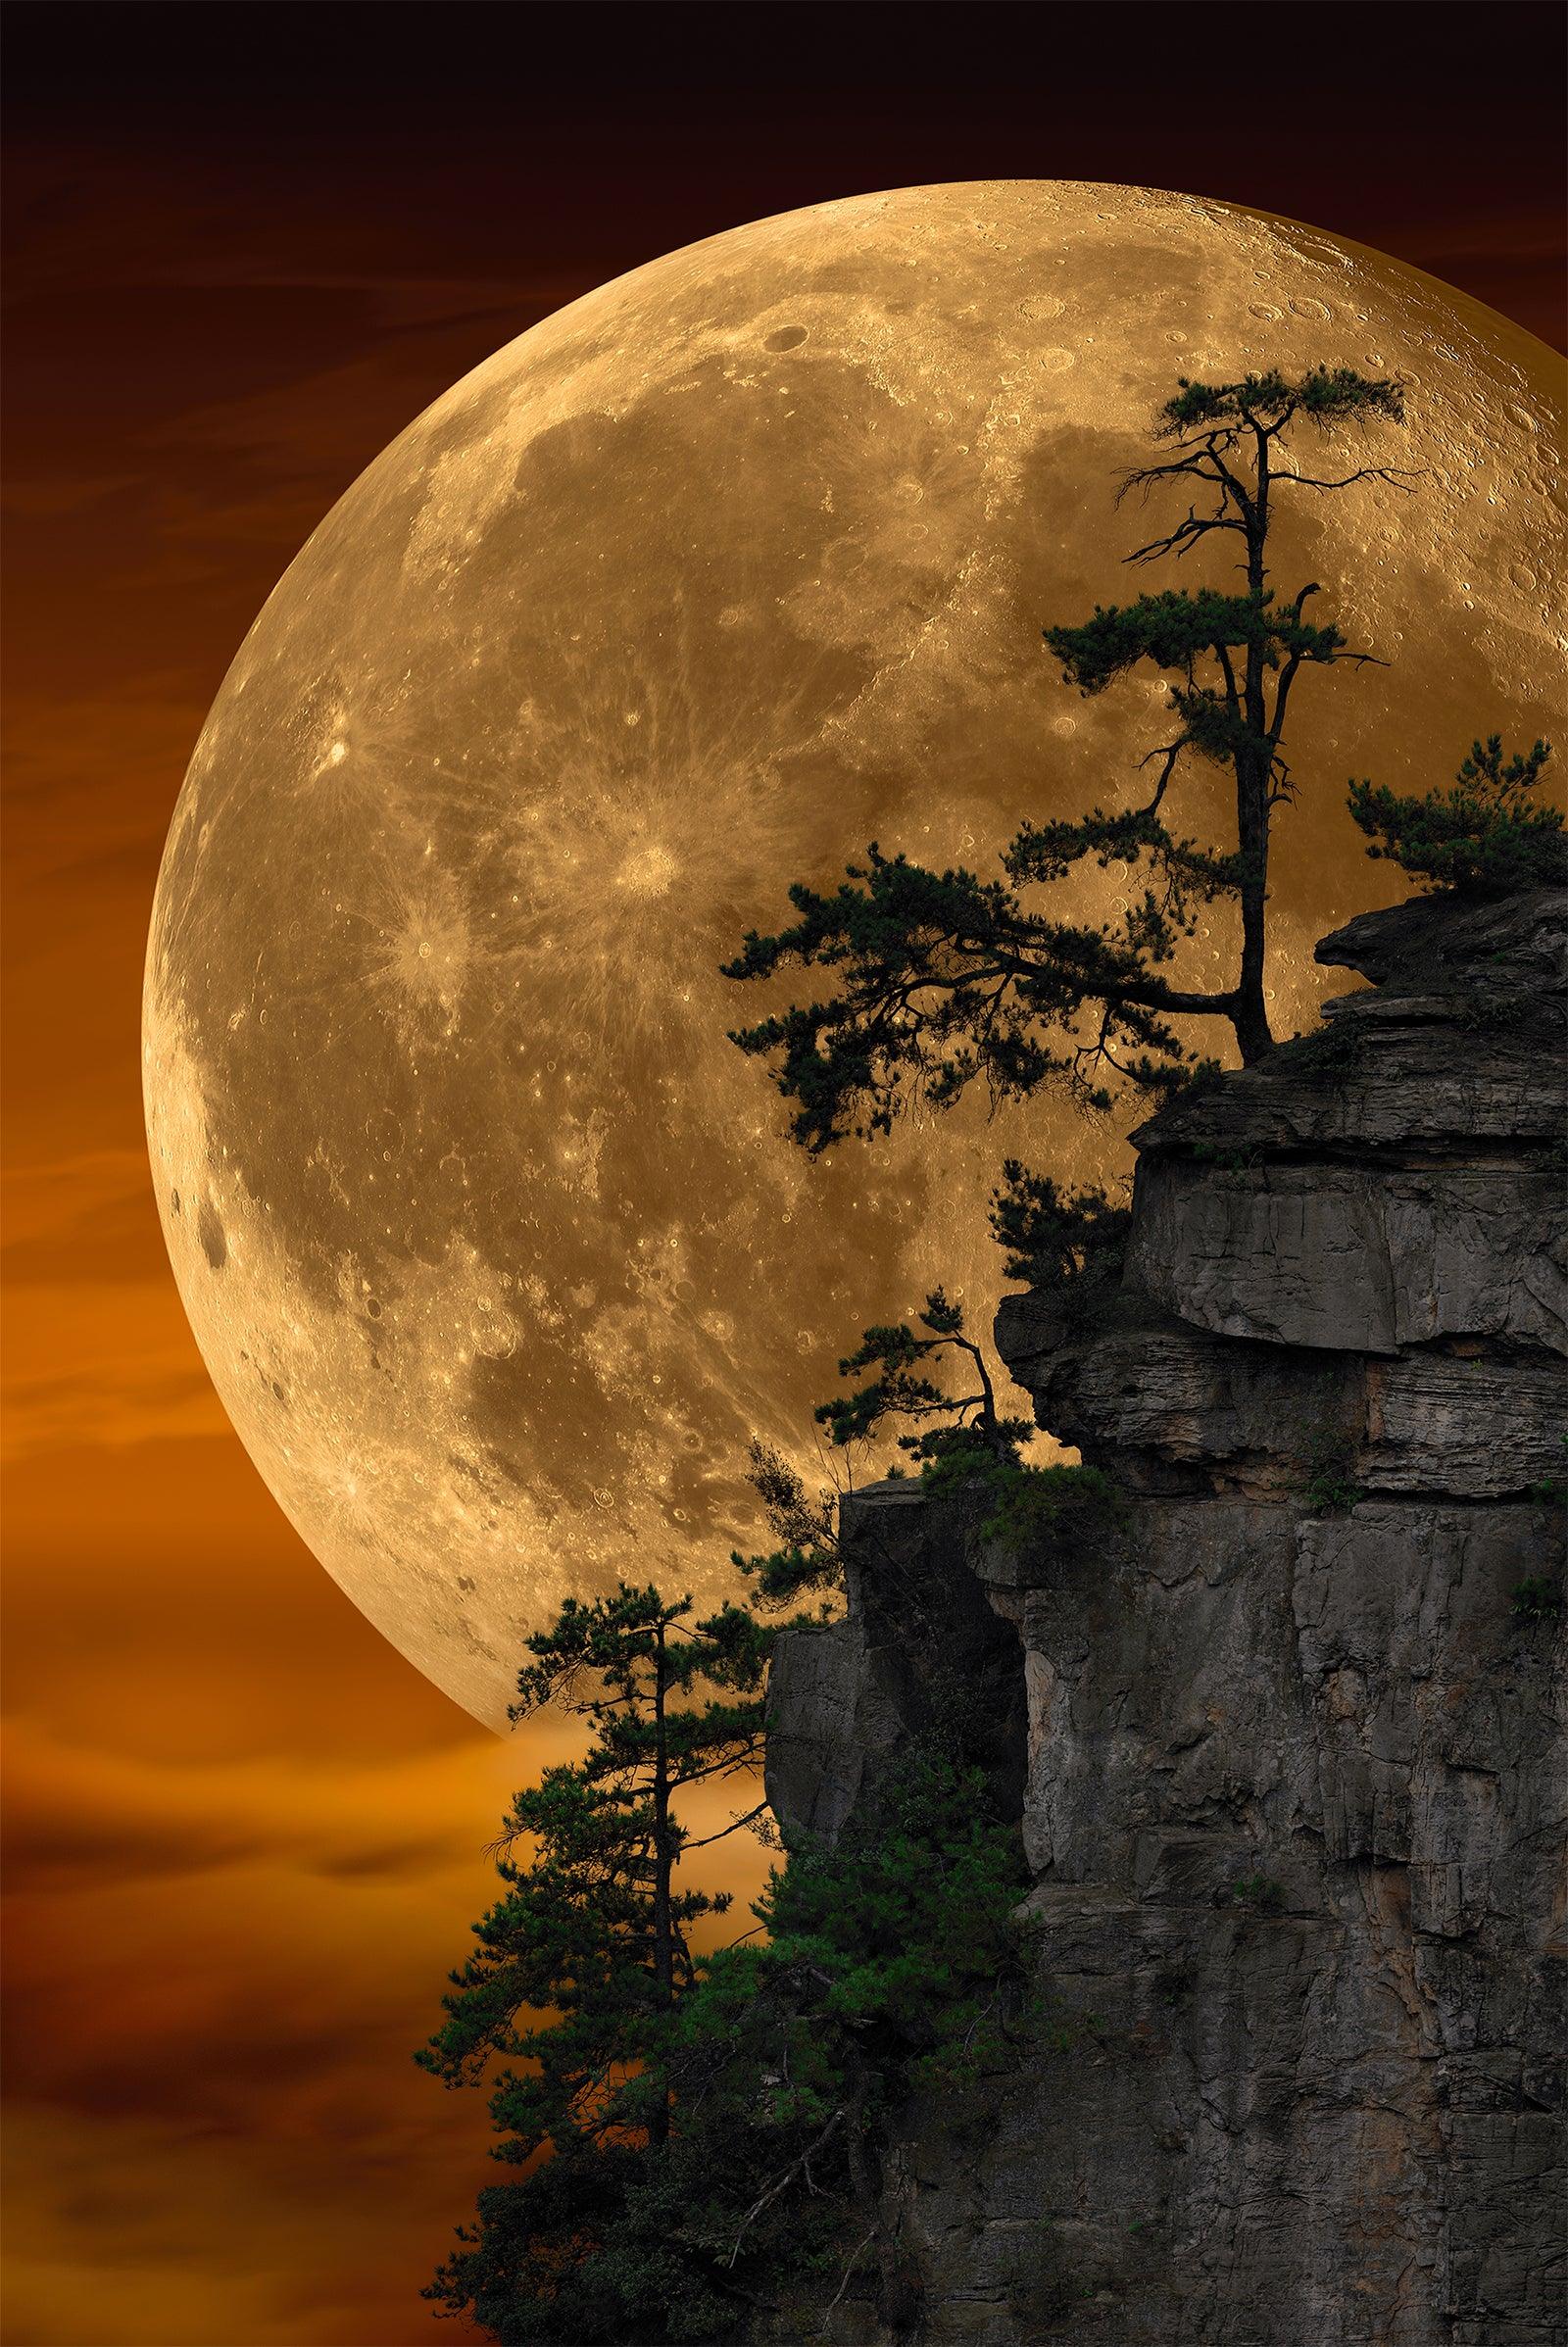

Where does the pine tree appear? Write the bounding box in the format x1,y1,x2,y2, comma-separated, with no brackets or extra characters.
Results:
723,367,1410,1150
416,1584,773,2340
811,1286,1031,1466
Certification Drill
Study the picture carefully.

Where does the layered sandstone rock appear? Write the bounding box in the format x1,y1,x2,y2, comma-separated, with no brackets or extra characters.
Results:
757,889,1567,2345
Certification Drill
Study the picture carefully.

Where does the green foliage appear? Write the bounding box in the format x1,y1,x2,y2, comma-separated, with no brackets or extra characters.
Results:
658,1742,1053,2322
722,843,1195,1149
1300,1428,1364,1515
1189,1138,1261,1173
1511,1576,1562,1624
1156,365,1403,436
724,365,1410,1146
1223,1874,1287,1915
424,1705,1051,2340
917,1444,1127,1566
1302,1467,1362,1514
687,1741,1047,2110
975,1460,1126,1560
804,1265,1126,1574
418,1585,774,2340
988,1157,1131,1296
730,1439,844,1614
419,1567,1055,2340
813,1287,1032,1467
1348,736,1563,898
1043,583,1346,702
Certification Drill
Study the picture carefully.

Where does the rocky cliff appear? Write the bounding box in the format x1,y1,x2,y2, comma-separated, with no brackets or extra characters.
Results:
760,888,1567,2345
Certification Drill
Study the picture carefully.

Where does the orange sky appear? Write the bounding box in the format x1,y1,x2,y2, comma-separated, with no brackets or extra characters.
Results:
4,7,1564,2342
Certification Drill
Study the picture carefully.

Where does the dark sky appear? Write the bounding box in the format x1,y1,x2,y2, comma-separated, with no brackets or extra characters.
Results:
10,3,1568,348
4,6,1562,2342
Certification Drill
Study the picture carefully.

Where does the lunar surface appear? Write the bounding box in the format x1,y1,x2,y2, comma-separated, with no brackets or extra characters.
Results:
143,181,1564,1730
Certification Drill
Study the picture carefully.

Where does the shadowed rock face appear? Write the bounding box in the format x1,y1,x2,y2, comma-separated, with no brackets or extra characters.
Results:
764,1481,1030,1848
757,890,1567,2346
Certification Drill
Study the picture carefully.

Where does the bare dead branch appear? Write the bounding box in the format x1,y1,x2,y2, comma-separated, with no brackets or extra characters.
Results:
821,2230,878,2325
1134,734,1188,811
726,2108,848,2267
679,1802,771,1854
1127,502,1248,564
1273,465,1421,494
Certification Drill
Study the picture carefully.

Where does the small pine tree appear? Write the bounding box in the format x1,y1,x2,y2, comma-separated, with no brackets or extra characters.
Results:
798,1287,1125,1582
812,1286,1032,1467
1348,734,1563,897
731,1436,845,1614
988,1158,1132,1297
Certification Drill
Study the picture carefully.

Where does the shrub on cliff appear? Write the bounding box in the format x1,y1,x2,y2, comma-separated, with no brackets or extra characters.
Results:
1348,735,1563,898
988,1157,1133,1310
731,1437,846,1614
666,1740,1051,2324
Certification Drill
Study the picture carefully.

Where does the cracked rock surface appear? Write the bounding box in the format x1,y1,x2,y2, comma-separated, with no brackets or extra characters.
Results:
751,891,1567,2345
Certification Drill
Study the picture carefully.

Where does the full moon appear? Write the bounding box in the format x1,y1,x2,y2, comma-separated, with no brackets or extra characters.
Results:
144,182,1562,1730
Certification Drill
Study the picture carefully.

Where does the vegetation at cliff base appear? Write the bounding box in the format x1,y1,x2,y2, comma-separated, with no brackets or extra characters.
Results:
421,1589,1051,2340
665,1742,1050,2325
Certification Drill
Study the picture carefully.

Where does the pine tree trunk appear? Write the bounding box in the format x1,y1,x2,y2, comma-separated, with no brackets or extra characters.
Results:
1235,444,1276,1068
651,1620,673,2148
1234,839,1274,1064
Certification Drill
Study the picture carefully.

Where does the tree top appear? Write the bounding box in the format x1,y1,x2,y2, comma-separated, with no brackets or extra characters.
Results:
1155,367,1405,438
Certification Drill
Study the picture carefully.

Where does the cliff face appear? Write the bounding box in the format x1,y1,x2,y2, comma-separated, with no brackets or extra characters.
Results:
760,889,1567,2345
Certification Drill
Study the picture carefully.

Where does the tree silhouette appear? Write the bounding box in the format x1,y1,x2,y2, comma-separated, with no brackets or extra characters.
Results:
812,1285,1030,1465
1349,733,1562,896
724,367,1410,1149
417,1584,773,2335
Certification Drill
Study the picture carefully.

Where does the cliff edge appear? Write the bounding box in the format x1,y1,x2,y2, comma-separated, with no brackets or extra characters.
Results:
760,888,1567,2345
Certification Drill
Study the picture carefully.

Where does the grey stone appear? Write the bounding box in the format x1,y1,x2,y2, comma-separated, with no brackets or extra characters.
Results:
763,1617,901,1848
1315,887,1568,999
1126,1158,1565,1357
997,1296,1567,1499
743,890,1568,2346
